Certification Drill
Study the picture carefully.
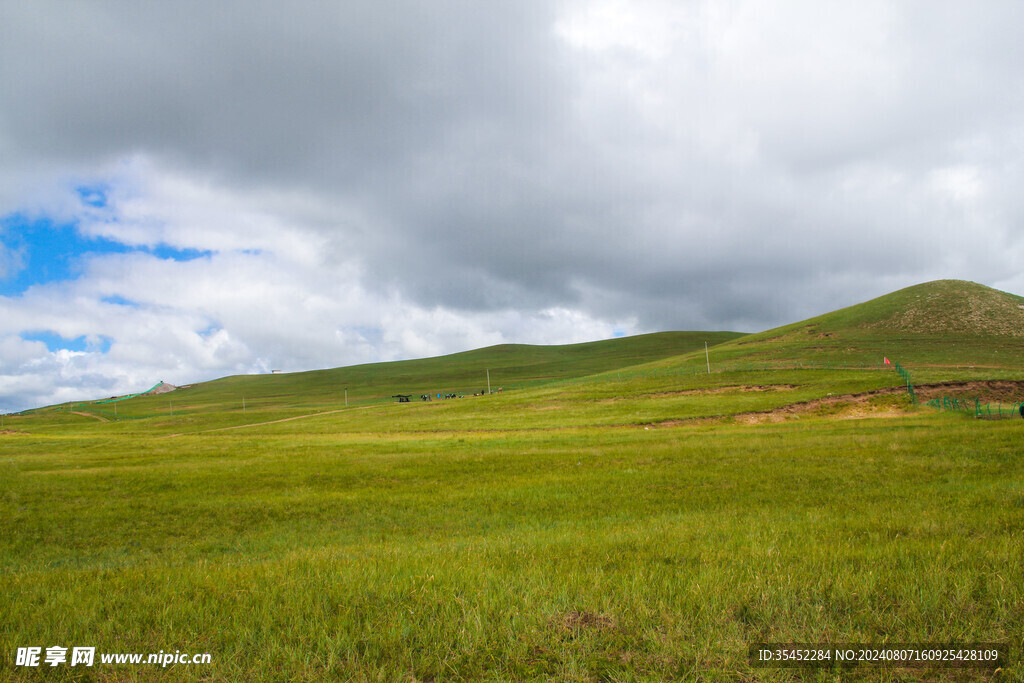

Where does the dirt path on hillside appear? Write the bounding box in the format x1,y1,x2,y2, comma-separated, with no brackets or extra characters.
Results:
159,380,1024,437
164,405,373,437
655,380,1024,427
71,411,110,422
648,385,798,397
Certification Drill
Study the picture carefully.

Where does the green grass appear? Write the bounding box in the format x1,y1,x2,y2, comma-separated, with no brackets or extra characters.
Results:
694,279,1024,370
21,331,742,426
3,284,1024,680
2,367,910,438
2,413,1023,681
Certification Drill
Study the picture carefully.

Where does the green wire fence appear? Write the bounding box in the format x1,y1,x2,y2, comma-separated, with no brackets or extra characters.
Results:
926,396,1024,420
888,360,917,404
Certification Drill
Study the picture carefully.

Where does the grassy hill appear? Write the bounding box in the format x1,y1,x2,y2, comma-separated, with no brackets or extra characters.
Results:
22,330,742,423
3,281,1024,679
10,279,1024,434
18,280,1024,426
682,280,1024,375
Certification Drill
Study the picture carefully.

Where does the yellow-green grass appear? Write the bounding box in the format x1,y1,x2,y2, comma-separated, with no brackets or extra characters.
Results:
4,281,1024,680
691,280,1024,372
2,411,1023,681
3,367,912,439
25,331,742,423
19,280,1024,431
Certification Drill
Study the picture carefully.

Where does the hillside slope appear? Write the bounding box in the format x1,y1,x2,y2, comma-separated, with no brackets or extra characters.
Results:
697,280,1024,369
20,280,1024,421
767,279,1024,338
62,330,743,418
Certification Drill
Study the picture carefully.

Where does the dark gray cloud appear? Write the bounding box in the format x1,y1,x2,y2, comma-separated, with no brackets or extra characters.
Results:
1,1,566,181
2,0,1023,349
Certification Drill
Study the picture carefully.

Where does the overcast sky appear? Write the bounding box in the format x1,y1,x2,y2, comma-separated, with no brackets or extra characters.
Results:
1,1,1023,411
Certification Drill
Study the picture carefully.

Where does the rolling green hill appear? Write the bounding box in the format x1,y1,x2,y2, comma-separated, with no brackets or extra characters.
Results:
33,330,743,421
687,279,1024,373
17,279,1024,425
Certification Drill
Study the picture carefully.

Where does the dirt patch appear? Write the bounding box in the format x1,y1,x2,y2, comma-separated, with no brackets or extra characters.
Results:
731,412,793,425
553,611,616,633
730,404,909,425
0,429,26,435
654,380,1024,427
143,382,178,396
598,385,796,404
912,380,1024,403
841,407,908,420
70,411,110,422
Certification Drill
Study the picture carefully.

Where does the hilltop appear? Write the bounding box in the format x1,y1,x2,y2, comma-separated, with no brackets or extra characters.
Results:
697,280,1024,370
743,279,1024,341
796,279,1024,338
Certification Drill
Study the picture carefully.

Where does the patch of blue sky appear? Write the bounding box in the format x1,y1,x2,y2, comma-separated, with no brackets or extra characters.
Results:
149,244,213,261
0,213,130,295
75,184,110,208
22,331,112,353
0,212,213,296
101,295,140,307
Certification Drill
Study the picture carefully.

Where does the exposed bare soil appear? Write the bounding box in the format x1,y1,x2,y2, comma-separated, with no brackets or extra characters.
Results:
144,382,178,395
599,385,797,404
70,411,109,422
912,380,1024,402
554,611,617,633
655,380,1024,427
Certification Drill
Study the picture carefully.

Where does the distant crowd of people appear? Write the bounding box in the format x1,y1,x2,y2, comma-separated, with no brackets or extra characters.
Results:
416,388,503,401
419,392,468,400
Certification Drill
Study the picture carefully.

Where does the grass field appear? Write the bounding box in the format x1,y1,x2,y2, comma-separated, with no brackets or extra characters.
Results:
3,281,1024,681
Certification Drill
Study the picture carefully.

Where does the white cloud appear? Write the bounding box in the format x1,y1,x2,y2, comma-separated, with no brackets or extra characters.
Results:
0,243,22,280
0,158,635,411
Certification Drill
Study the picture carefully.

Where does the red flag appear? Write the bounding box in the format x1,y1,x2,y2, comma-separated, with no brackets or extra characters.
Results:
884,357,891,365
